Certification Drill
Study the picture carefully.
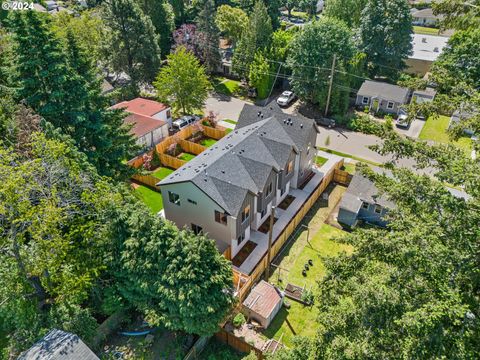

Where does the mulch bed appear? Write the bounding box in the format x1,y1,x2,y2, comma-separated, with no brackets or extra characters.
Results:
232,241,257,267
277,195,296,210
258,217,278,234
298,171,315,190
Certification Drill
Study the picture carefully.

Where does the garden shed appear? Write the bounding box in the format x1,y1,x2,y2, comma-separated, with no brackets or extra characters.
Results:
242,280,284,329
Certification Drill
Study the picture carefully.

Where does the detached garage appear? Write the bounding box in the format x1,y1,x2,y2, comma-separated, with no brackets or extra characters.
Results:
242,280,284,329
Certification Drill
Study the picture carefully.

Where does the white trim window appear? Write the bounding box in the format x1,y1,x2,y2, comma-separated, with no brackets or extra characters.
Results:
387,101,395,110
168,191,180,205
362,96,370,105
362,202,370,210
374,204,382,214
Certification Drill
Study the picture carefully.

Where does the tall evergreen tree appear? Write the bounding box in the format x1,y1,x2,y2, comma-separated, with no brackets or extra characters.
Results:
7,12,136,178
195,0,221,74
233,0,273,78
136,0,175,57
358,0,413,79
103,0,161,92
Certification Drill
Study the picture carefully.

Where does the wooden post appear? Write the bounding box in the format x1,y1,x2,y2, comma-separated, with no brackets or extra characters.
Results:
265,206,276,280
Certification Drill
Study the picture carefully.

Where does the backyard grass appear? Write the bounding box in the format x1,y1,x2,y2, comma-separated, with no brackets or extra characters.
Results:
225,128,233,134
152,167,174,180
178,152,196,161
134,185,163,213
341,162,356,175
419,115,473,153
267,224,353,346
315,156,328,166
223,119,238,125
413,26,440,35
199,138,217,147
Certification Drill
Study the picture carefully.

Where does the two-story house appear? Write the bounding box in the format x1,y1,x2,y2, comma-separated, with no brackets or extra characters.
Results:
159,106,318,258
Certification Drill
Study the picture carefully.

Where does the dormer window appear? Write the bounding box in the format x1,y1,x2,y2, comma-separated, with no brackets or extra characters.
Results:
287,161,293,174
241,205,250,223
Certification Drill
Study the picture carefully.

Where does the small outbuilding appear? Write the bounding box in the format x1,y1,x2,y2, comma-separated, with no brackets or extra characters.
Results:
242,280,284,329
18,329,99,360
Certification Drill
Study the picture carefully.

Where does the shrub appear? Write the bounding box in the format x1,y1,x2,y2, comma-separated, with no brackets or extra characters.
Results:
233,313,246,328
347,115,383,135
301,289,314,305
151,151,161,169
364,106,370,114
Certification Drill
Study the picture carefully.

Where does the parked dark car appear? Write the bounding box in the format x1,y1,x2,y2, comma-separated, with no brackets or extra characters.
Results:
315,117,336,128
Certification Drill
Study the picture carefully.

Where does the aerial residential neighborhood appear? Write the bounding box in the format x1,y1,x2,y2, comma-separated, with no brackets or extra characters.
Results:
0,1,479,359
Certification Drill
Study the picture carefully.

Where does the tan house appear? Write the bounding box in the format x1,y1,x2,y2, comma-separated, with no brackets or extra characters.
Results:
406,34,448,76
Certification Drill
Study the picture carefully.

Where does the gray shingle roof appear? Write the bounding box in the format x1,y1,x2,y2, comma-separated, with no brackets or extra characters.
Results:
159,108,317,215
357,81,410,104
18,329,99,360
339,175,395,213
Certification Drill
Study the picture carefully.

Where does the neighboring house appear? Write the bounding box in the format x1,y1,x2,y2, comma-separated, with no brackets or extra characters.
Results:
412,8,443,27
110,98,171,149
411,88,436,104
450,107,478,136
406,34,448,76
218,39,233,77
356,81,410,115
159,105,318,258
44,1,58,11
337,175,394,228
242,280,284,329
18,329,99,360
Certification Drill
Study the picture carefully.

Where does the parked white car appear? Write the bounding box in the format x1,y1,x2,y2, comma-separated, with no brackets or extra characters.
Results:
395,112,410,129
276,91,296,107
172,115,200,132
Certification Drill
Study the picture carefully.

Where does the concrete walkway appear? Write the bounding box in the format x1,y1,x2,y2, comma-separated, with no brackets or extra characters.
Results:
235,152,342,274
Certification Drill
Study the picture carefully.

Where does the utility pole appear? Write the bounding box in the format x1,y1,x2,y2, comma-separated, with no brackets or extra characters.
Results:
324,54,336,117
265,206,276,280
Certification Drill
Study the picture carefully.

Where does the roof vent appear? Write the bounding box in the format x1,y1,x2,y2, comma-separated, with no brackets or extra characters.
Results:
283,119,286,124
290,122,293,126
422,37,427,43
433,47,439,52
261,115,264,118
221,170,225,174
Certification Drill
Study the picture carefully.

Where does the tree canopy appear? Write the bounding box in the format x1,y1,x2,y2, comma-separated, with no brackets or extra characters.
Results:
287,17,356,115
358,0,413,79
154,47,211,114
323,0,368,28
215,4,248,44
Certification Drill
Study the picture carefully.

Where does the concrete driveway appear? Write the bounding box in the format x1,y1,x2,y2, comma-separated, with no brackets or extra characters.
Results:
394,119,426,139
204,93,252,121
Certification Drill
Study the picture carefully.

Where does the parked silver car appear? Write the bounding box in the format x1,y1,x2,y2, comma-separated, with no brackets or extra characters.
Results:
276,91,296,107
172,115,200,132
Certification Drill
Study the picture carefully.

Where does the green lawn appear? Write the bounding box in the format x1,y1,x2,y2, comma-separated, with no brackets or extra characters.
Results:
222,119,238,125
267,224,353,346
212,77,241,96
341,162,356,175
315,156,328,166
134,185,163,213
419,115,473,152
225,128,233,134
413,26,440,35
317,147,382,167
178,152,196,161
152,167,174,180
199,138,217,147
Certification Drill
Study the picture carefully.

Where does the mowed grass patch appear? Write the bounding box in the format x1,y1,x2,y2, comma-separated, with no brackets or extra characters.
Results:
152,167,174,180
419,115,472,153
199,138,217,147
413,26,440,35
315,156,328,166
134,185,163,213
266,224,353,346
178,152,196,161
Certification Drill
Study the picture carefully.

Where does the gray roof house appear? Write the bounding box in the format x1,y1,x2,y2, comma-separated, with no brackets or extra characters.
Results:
159,105,318,261
449,106,478,136
355,81,410,115
412,8,443,26
337,175,394,228
18,329,99,360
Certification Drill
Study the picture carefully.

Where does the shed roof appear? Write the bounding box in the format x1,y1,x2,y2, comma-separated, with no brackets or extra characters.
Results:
18,329,99,360
357,81,410,103
243,281,283,320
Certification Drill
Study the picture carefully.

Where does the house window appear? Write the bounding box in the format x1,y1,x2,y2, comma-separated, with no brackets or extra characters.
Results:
166,109,171,118
238,231,245,244
214,210,227,225
374,204,382,214
241,205,250,224
280,186,286,196
307,143,311,155
188,199,197,205
362,96,369,105
362,202,370,210
191,223,203,235
387,101,394,110
287,161,293,174
266,182,273,197
260,208,266,218
168,191,180,205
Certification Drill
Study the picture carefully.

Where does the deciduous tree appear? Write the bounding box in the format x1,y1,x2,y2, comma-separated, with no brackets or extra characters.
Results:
323,0,368,28
358,0,413,79
154,47,210,114
215,4,248,44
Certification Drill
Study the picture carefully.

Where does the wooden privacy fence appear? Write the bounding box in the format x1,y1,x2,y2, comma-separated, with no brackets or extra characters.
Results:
334,168,353,186
159,153,186,169
132,173,161,189
215,329,264,359
183,336,210,360
232,159,344,303
203,125,227,140
179,139,207,155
